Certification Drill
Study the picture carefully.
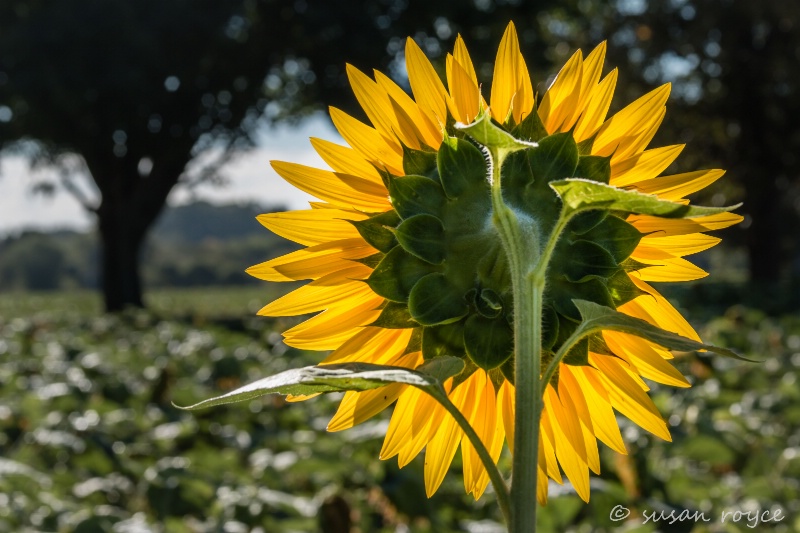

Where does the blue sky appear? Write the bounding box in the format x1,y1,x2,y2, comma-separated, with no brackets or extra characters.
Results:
0,114,340,235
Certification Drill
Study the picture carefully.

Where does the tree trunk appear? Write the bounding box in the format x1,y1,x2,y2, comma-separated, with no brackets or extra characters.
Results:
98,203,147,311
87,148,189,313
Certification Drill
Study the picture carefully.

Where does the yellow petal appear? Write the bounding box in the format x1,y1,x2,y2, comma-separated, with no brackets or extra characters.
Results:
282,295,383,350
271,161,389,211
385,97,426,151
634,233,721,260
634,169,726,201
310,137,383,184
453,34,478,85
590,353,671,441
460,372,489,496
328,384,405,431
374,70,442,148
612,106,666,163
578,42,607,108
424,378,471,496
573,367,627,454
540,404,563,483
628,212,743,236
498,380,515,454
397,386,447,467
256,209,365,246
381,385,443,466
447,54,481,124
405,37,451,129
511,46,534,125
329,106,404,175
381,386,420,460
461,372,504,499
285,393,321,403
490,22,533,124
537,451,549,505
623,278,701,342
246,238,376,282
611,144,685,187
538,49,584,133
346,64,402,150
592,84,671,157
258,272,372,317
559,367,601,474
574,68,618,142
323,327,413,365
327,351,419,432
628,256,709,282
545,387,590,502
604,331,690,388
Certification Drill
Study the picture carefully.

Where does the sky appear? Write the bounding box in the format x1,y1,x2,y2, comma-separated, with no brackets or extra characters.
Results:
0,113,340,236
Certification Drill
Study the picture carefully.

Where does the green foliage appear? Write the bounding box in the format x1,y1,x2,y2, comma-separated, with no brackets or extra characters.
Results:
0,290,799,531
0,289,502,532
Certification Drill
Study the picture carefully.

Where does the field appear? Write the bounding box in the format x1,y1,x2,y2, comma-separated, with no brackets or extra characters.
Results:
1,287,799,532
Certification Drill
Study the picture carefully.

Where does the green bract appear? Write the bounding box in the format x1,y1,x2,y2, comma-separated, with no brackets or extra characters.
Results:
361,121,648,377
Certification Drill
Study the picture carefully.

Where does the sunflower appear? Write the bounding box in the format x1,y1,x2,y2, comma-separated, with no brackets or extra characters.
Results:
247,22,741,504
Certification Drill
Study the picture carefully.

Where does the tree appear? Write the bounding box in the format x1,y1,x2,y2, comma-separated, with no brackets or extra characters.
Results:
0,0,395,310
586,0,800,282
9,1,785,311
1,0,581,311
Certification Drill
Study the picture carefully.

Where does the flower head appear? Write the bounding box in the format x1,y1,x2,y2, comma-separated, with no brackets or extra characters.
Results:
248,22,742,503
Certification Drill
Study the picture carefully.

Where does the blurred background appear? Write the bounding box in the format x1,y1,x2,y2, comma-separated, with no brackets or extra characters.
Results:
1,0,798,531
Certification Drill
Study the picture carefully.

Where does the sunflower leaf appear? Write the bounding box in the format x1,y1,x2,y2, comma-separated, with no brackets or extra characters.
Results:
409,273,470,325
349,210,400,253
455,109,536,153
527,132,578,184
550,178,741,218
464,314,514,370
416,356,465,382
402,144,438,178
437,136,488,198
395,214,446,264
173,363,441,410
566,299,757,362
388,175,445,218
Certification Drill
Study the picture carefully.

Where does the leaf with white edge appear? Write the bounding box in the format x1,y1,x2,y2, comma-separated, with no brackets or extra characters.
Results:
416,356,465,383
455,109,536,153
559,300,756,362
550,178,741,218
174,363,442,410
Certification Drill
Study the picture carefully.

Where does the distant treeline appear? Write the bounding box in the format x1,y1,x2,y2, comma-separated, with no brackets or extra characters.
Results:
0,201,296,291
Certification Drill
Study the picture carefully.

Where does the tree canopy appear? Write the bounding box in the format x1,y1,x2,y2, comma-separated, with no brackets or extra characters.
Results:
1,0,796,310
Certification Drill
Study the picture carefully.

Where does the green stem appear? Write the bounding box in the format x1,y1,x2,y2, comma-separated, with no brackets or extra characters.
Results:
488,150,580,532
510,271,543,532
531,211,571,282
433,386,511,524
488,148,543,533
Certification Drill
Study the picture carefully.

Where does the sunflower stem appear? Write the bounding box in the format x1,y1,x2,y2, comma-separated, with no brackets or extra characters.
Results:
433,385,511,524
488,147,543,533
510,271,543,533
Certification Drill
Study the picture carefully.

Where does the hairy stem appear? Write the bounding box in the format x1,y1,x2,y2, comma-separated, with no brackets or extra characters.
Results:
488,147,542,533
